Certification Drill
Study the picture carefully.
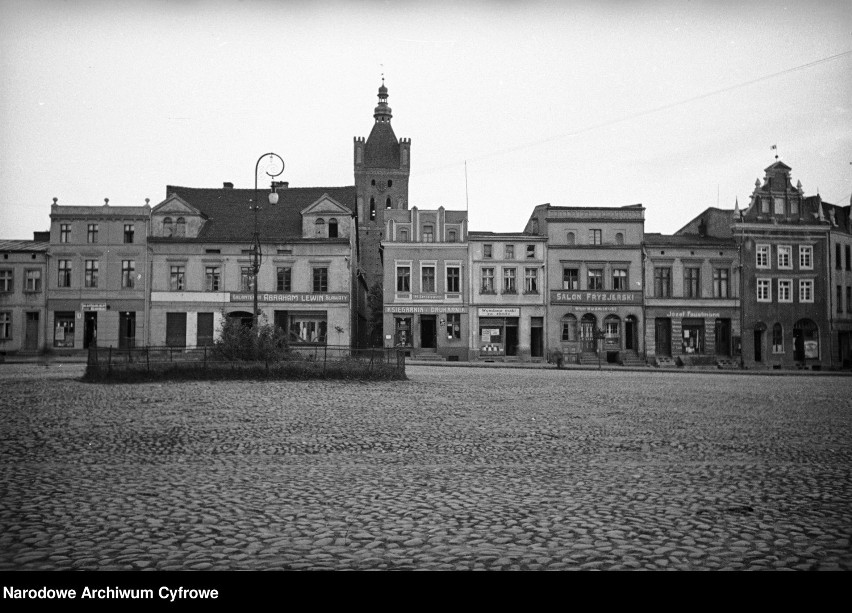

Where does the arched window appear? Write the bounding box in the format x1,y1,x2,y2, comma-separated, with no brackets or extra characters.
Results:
399,228,409,242
772,323,783,353
163,217,173,237
371,179,376,186
369,198,376,221
604,314,621,345
315,218,326,236
793,319,819,361
566,232,575,245
175,217,186,237
615,232,624,245
448,229,457,242
561,314,578,342
386,197,392,210
388,180,393,188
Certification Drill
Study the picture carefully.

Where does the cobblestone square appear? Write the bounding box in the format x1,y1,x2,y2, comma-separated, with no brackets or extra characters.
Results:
0,364,850,571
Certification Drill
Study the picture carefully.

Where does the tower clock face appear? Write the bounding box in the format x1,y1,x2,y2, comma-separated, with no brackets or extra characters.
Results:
376,180,386,193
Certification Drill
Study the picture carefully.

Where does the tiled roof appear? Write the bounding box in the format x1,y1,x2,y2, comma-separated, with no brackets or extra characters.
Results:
363,122,400,168
164,185,356,242
0,240,49,252
644,233,736,246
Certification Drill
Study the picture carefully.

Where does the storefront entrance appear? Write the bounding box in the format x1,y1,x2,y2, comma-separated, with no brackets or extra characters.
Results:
54,312,75,348
715,318,731,356
793,319,819,361
655,318,671,356
530,317,543,358
24,312,39,351
479,317,519,357
420,315,437,349
580,314,597,352
119,312,136,349
394,317,412,348
681,318,705,355
166,312,188,347
84,312,98,349
625,315,638,351
753,323,765,362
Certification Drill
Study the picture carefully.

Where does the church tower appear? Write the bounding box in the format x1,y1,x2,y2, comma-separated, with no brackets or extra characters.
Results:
354,80,411,289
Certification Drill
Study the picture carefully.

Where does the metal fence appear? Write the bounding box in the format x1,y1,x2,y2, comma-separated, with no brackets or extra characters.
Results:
87,344,406,377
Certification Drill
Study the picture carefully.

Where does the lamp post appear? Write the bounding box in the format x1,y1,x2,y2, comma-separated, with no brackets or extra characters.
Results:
250,152,285,331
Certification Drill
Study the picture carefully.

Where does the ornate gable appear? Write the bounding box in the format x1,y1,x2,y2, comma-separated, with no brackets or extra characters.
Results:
151,194,206,238
301,194,352,239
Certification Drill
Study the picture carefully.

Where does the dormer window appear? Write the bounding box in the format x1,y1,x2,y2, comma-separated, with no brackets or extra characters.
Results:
315,218,326,236
399,228,409,242
423,224,434,243
175,217,186,237
448,229,457,242
163,217,173,237
328,218,338,238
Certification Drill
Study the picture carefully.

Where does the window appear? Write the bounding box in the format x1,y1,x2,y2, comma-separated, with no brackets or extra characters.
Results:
396,266,410,292
60,224,70,243
197,313,214,347
421,265,436,293
369,198,376,221
799,246,813,270
240,267,254,292
206,266,221,292
481,267,495,293
58,260,71,288
791,199,799,215
836,244,842,269
121,260,135,289
276,267,291,292
799,279,813,303
25,270,41,292
561,314,578,342
87,223,98,243
313,267,328,292
505,245,514,259
0,270,11,292
399,228,409,242
526,244,535,258
328,218,338,238
713,268,730,298
503,268,517,293
163,217,173,237
423,225,434,243
388,180,393,188
761,198,770,214
756,245,769,268
483,244,492,258
566,232,576,245
612,268,627,291
524,268,538,293
563,268,579,290
54,312,75,347
774,197,784,215
175,218,186,237
170,265,185,291
614,232,624,245
587,269,603,290
124,224,134,243
757,278,771,302
778,279,792,303
84,260,99,288
847,286,852,313
684,267,700,298
772,323,783,353
847,245,851,270
446,313,461,340
589,229,602,245
777,246,792,269
0,312,10,340
448,229,457,242
289,313,327,344
446,267,460,293
385,198,392,210
837,285,843,313
315,219,326,236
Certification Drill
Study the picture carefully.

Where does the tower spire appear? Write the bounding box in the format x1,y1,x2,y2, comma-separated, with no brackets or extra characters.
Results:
374,79,392,124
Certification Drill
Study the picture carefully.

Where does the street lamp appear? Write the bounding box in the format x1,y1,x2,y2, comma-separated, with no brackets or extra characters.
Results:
250,152,285,331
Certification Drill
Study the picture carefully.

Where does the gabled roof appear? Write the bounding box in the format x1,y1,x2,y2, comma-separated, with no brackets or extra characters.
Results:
163,185,356,242
151,194,205,218
301,194,351,217
764,160,792,172
644,233,735,247
0,239,49,252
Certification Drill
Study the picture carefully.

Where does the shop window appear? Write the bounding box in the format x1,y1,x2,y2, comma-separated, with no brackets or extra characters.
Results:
481,268,495,293
289,312,327,344
772,323,783,353
778,279,792,303
799,246,813,270
421,266,436,293
587,269,603,290
756,245,769,268
395,317,412,347
503,268,517,293
25,269,42,292
206,266,221,292
84,260,99,288
396,266,411,292
561,314,578,342
313,267,328,293
54,312,75,347
60,223,70,243
524,268,538,293
757,278,771,302
777,245,792,269
505,245,515,259
612,269,627,291
654,267,671,297
0,270,11,292
681,319,705,354
446,267,460,293
793,319,819,360
589,229,602,245
684,267,700,298
446,313,461,340
240,267,254,292
0,312,10,340
799,279,813,303
121,260,135,289
58,260,72,288
563,268,579,290
276,267,291,292
604,315,621,349
713,268,729,298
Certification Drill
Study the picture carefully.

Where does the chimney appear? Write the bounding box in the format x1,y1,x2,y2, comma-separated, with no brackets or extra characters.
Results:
223,182,234,189
33,231,50,242
272,181,288,189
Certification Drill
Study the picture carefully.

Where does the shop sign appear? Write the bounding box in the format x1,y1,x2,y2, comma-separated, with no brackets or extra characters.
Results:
550,291,641,304
667,311,721,319
804,341,819,359
230,292,349,303
385,305,467,314
477,308,520,317
81,303,108,311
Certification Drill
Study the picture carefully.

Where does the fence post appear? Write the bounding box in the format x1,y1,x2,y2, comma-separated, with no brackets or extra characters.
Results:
107,346,112,375
146,346,150,371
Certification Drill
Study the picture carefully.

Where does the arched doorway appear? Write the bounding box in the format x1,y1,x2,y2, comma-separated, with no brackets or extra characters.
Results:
624,315,638,351
793,319,819,361
580,314,597,353
753,322,767,362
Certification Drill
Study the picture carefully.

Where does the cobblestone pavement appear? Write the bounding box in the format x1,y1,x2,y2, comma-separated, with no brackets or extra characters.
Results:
0,363,850,571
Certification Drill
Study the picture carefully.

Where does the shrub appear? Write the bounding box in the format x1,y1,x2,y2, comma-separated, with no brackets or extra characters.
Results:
212,313,291,363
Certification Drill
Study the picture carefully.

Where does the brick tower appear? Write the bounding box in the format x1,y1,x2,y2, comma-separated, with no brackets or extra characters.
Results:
354,80,411,289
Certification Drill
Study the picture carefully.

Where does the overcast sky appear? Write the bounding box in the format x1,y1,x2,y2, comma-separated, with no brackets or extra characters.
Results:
1,0,850,240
